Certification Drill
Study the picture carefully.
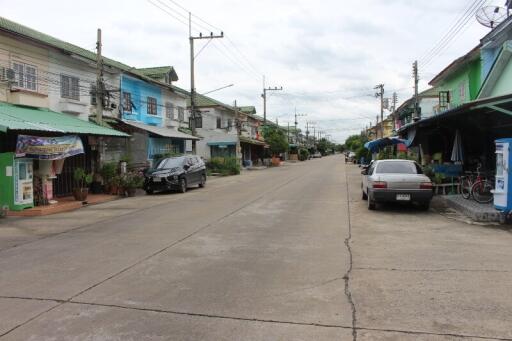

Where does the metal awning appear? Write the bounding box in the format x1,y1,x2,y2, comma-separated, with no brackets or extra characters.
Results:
240,136,267,146
121,120,199,140
364,137,407,153
207,141,236,146
0,102,129,136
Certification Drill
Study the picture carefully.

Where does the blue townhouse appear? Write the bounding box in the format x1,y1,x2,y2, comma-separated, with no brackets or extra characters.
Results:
117,73,197,165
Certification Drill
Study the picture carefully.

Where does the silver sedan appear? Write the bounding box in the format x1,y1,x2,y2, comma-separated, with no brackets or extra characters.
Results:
361,159,433,210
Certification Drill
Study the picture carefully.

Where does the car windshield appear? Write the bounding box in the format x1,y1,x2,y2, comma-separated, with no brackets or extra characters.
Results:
376,161,420,174
155,157,185,169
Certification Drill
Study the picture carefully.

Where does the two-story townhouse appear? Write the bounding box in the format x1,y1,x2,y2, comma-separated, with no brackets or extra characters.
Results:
0,16,129,202
115,69,198,166
238,106,267,166
396,87,440,127
188,94,239,160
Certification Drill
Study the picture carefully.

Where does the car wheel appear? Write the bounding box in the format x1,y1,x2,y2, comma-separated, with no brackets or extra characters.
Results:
198,174,206,188
178,178,187,193
367,191,376,210
145,189,154,195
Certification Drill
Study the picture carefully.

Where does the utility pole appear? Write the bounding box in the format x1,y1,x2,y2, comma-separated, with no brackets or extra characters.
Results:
287,122,290,143
294,108,306,145
96,28,103,125
374,84,384,138
262,76,282,127
234,100,241,165
412,60,420,121
306,121,310,147
189,12,224,136
392,91,398,132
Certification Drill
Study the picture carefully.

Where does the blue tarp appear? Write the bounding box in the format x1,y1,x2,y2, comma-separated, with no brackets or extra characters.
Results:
364,137,407,153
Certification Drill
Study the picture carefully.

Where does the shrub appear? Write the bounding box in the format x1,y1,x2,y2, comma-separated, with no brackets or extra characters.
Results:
207,157,240,176
100,162,118,185
298,148,309,161
73,168,93,189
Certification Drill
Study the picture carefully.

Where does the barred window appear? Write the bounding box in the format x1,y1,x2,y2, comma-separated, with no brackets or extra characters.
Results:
178,106,185,122
165,102,174,119
147,96,157,115
61,75,80,100
13,62,37,91
123,92,132,113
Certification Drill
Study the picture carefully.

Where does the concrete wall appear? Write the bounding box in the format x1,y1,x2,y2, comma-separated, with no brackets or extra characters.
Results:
195,107,238,160
0,33,49,108
121,74,163,126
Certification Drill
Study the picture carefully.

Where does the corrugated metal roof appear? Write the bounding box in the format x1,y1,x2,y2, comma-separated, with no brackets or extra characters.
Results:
121,120,199,140
0,102,129,136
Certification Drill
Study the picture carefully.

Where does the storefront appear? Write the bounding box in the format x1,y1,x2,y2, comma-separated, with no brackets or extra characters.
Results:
398,94,512,174
240,136,267,166
0,102,128,210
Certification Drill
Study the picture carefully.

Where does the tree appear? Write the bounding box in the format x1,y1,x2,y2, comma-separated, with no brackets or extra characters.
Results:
263,126,288,156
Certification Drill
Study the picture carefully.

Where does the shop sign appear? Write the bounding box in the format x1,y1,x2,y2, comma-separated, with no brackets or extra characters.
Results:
16,135,84,160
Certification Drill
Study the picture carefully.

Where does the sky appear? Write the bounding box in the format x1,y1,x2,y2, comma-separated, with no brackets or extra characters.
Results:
0,0,504,142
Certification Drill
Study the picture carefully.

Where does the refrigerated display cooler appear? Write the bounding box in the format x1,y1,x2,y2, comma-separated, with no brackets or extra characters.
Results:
0,152,34,211
494,138,512,212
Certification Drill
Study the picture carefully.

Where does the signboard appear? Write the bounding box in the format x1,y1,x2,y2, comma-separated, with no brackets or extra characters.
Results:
16,135,84,160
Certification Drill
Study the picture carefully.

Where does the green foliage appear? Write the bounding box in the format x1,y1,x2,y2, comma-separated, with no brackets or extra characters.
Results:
344,134,368,152
207,157,240,176
262,126,288,156
298,148,309,161
73,167,93,188
119,154,132,164
100,162,117,185
120,171,144,189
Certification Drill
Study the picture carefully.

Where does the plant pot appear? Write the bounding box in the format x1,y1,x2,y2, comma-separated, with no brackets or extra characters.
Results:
271,156,281,167
73,188,89,201
110,185,119,195
126,188,137,197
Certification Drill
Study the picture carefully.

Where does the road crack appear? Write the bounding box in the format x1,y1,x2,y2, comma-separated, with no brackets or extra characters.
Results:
343,164,357,341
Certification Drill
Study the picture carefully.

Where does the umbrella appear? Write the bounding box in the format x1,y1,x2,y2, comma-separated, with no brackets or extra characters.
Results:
364,137,407,153
450,130,464,163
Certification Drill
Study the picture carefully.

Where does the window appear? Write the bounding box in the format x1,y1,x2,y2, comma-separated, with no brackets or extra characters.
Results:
189,116,202,129
147,96,157,115
376,161,418,174
439,91,450,109
178,107,185,122
459,82,466,101
227,119,233,129
12,62,37,91
90,84,97,105
165,102,174,119
60,75,80,100
123,92,132,113
216,117,222,129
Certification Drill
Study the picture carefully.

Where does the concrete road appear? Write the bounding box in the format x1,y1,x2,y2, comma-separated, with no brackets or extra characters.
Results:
0,157,511,340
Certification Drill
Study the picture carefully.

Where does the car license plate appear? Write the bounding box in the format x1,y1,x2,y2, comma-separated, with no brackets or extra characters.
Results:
396,194,410,201
153,177,162,182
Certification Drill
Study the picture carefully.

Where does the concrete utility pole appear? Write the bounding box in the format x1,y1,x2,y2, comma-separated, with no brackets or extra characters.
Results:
96,28,103,124
374,84,384,138
262,75,282,127
392,92,398,132
189,12,224,136
234,100,242,165
413,60,420,121
294,108,306,145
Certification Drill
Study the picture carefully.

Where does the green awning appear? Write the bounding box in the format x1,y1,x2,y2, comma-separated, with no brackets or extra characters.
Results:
0,102,129,136
207,141,236,146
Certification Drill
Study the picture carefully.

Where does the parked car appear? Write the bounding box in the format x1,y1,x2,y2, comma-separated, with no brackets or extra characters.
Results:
346,151,356,163
361,159,433,210
144,155,206,194
312,152,322,158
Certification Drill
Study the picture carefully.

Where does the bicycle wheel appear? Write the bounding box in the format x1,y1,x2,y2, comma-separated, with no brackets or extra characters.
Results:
471,180,494,204
461,177,472,199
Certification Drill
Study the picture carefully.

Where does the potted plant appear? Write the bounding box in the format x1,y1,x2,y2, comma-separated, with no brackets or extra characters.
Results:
100,162,118,193
120,171,144,197
73,167,93,201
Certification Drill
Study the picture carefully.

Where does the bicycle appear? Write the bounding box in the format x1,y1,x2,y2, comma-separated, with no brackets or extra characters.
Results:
471,174,494,204
460,164,484,199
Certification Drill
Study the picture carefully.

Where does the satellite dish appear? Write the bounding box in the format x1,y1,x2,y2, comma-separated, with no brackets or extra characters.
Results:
476,6,508,29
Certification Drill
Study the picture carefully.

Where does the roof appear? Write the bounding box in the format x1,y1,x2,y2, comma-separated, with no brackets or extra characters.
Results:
240,135,267,146
429,45,481,86
120,120,199,140
0,102,129,136
239,106,256,114
0,16,190,96
135,66,178,82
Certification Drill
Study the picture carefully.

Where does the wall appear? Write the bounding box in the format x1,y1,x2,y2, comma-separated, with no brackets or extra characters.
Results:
436,58,481,107
121,74,163,126
161,87,189,129
48,51,120,121
0,34,49,108
490,58,512,97
195,107,238,159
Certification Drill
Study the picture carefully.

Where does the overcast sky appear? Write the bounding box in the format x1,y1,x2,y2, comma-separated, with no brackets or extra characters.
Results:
1,0,503,142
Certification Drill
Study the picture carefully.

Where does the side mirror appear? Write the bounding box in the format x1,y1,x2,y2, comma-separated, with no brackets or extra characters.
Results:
361,170,367,175
183,164,190,170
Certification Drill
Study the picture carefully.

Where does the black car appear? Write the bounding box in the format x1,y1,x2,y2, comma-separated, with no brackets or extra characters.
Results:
144,155,206,194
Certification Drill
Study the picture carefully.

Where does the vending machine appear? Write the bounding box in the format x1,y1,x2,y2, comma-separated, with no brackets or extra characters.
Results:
0,152,34,211
494,138,512,211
